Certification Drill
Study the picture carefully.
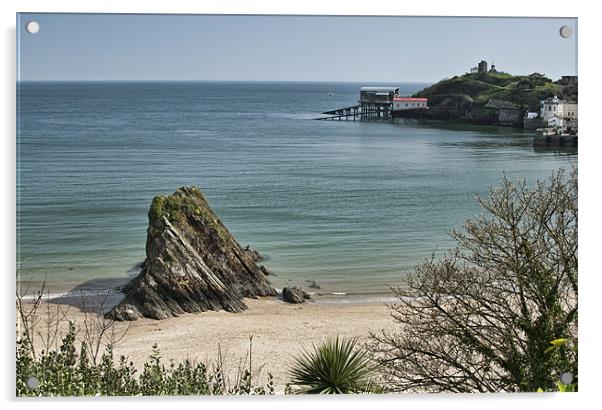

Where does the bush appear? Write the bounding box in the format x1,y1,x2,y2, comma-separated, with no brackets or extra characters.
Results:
16,323,274,396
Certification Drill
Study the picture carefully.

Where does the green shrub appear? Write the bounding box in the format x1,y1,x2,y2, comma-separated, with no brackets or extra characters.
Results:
537,338,578,392
16,324,274,396
287,337,383,394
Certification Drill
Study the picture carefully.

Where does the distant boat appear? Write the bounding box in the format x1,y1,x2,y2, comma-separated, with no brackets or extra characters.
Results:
328,91,334,96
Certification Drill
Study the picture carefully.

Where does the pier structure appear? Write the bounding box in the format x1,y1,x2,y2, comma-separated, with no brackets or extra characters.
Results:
358,86,399,121
319,105,361,121
316,86,428,121
533,128,577,147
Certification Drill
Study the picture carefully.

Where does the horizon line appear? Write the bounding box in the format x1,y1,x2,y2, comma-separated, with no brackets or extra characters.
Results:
16,79,437,84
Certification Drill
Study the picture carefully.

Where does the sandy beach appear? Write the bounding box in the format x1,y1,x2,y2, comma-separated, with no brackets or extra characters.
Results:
20,296,398,393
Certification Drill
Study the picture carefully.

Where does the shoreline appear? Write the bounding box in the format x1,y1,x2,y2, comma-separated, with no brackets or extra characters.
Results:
17,286,401,309
17,275,403,308
18,296,398,393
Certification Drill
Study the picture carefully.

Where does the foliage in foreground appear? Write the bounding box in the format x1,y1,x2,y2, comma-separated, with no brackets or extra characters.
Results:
287,337,384,394
537,338,578,392
370,167,578,393
16,322,274,396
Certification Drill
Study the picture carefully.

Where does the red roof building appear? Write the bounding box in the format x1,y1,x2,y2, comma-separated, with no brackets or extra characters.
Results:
392,97,428,111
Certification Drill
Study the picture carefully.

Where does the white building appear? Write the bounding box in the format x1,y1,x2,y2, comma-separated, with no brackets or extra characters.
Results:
392,97,428,111
540,96,578,122
547,114,564,128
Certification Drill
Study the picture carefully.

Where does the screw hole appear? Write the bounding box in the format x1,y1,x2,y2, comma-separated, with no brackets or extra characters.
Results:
559,25,572,39
26,376,40,390
26,21,40,34
560,372,573,385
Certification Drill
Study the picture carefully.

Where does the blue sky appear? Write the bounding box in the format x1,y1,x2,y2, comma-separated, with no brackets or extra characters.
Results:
17,14,577,82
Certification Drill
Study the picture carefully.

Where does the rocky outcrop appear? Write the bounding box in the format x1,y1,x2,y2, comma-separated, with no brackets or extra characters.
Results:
259,265,273,276
244,245,263,262
405,72,578,128
282,286,311,304
108,186,277,321
306,280,320,289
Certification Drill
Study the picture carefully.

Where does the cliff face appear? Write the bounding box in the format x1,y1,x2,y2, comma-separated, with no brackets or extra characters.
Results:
108,187,276,321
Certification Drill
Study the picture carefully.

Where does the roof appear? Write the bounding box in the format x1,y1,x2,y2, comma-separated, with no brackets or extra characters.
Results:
394,97,428,102
360,86,399,92
542,96,566,104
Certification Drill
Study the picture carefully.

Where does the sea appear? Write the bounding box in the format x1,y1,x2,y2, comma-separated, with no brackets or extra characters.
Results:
16,81,577,301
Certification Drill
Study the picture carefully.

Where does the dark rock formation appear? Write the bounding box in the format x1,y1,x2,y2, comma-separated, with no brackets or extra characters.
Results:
259,265,273,276
108,186,277,321
306,279,321,289
245,245,263,262
282,286,311,304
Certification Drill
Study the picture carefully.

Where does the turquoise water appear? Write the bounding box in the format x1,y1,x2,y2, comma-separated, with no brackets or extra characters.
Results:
17,81,577,295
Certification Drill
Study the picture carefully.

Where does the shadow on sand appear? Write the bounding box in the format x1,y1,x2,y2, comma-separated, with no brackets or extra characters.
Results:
49,277,129,314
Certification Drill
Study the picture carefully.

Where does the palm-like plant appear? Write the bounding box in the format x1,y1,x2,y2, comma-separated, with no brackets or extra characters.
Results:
288,336,383,394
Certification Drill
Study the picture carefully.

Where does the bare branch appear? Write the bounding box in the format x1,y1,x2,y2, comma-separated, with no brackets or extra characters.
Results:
370,167,578,392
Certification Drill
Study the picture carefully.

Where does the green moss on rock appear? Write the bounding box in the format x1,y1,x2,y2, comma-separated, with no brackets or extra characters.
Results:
148,187,231,241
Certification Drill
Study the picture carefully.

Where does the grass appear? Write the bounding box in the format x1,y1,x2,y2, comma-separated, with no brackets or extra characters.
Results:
414,71,576,111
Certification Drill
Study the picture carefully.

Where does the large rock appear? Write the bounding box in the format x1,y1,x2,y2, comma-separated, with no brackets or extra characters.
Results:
282,286,311,304
244,245,263,262
108,186,277,320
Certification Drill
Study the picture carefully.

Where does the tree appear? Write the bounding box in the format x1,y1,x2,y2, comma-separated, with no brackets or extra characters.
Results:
369,167,577,392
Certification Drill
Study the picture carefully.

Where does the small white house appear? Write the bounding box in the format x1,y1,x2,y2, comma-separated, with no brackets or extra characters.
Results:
547,114,564,128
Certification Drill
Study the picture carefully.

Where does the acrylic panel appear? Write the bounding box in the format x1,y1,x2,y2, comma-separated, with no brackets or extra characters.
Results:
16,14,578,396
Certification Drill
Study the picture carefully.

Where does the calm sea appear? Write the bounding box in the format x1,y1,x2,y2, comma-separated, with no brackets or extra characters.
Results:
17,81,577,297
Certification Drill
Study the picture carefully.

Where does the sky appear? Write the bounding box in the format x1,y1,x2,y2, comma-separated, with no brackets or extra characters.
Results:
17,14,577,82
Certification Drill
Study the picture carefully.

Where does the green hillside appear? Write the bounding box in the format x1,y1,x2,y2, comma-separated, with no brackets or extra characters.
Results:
413,72,577,112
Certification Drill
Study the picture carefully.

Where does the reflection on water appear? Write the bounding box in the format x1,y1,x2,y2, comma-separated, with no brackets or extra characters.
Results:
532,145,578,156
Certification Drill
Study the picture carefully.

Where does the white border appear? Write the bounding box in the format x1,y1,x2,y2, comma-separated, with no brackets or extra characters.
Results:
2,1,599,409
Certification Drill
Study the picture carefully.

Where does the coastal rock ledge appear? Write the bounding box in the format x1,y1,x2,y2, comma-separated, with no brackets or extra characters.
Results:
108,186,277,321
